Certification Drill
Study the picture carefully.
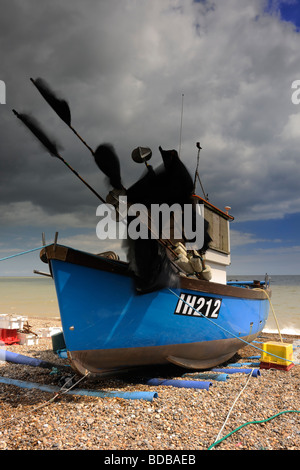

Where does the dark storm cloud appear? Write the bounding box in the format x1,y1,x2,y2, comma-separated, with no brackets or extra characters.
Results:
0,0,300,253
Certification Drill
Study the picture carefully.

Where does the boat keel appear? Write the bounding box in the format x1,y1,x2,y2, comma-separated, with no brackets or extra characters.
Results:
67,334,257,376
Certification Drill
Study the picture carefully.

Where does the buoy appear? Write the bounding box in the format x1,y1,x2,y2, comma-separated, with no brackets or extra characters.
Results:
175,254,195,274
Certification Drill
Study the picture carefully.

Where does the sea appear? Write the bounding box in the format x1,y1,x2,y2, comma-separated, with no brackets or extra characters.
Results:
0,275,299,335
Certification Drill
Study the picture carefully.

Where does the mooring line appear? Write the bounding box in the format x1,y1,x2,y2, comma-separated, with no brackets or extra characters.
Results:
0,244,52,262
167,288,297,365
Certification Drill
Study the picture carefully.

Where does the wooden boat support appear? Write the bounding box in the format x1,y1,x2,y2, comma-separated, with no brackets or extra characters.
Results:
40,244,271,376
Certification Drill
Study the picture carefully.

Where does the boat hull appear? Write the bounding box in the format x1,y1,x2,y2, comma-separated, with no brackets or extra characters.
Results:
68,336,259,376
43,245,270,375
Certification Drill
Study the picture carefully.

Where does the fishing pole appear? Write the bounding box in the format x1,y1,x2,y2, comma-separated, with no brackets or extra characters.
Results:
12,109,180,263
12,109,106,204
29,79,179,253
30,77,123,190
30,78,94,156
27,79,198,273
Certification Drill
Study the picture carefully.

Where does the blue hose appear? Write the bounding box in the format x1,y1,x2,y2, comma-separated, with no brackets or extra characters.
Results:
227,362,261,367
182,372,229,382
0,376,158,401
211,368,261,377
146,378,212,390
0,350,69,370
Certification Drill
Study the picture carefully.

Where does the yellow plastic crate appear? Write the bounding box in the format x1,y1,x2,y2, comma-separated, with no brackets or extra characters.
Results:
260,341,293,366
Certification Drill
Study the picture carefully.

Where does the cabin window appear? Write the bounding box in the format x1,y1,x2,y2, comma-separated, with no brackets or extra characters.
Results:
204,207,229,254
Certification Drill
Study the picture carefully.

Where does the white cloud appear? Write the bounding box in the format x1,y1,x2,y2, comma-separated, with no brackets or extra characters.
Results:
280,113,300,140
230,229,268,246
257,244,300,254
57,232,125,259
229,243,300,275
0,201,96,228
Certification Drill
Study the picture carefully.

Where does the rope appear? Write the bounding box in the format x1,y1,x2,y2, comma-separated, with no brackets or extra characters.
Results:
254,288,283,342
210,369,255,449
207,410,300,450
169,289,299,450
0,372,90,429
167,288,297,364
0,244,51,262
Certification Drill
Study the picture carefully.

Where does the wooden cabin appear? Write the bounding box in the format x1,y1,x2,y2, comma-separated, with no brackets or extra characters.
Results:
193,195,234,285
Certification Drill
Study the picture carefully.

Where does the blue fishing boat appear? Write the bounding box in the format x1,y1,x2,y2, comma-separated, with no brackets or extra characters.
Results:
13,78,271,375
40,196,271,376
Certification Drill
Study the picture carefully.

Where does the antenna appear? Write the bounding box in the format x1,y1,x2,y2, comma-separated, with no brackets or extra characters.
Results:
194,142,208,200
179,93,184,157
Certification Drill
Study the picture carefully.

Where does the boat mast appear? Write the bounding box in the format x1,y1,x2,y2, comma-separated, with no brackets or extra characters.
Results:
193,142,208,201
178,93,184,157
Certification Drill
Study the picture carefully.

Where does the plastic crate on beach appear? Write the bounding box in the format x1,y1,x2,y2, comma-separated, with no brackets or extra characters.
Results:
260,341,294,371
0,328,20,345
35,327,62,338
260,360,294,371
17,332,39,346
0,315,10,329
0,314,28,330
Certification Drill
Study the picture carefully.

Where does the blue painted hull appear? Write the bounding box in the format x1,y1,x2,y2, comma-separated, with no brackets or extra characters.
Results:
45,245,270,375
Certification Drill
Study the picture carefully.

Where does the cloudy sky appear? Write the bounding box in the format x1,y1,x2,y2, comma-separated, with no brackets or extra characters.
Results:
0,0,300,276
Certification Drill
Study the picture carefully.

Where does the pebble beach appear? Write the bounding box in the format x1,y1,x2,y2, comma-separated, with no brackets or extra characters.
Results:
0,316,299,452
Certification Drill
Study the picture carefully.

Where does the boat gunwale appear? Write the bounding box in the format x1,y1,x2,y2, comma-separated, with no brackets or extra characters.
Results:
41,244,271,300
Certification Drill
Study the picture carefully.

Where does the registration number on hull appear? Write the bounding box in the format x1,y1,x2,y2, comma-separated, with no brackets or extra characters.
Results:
174,293,222,319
